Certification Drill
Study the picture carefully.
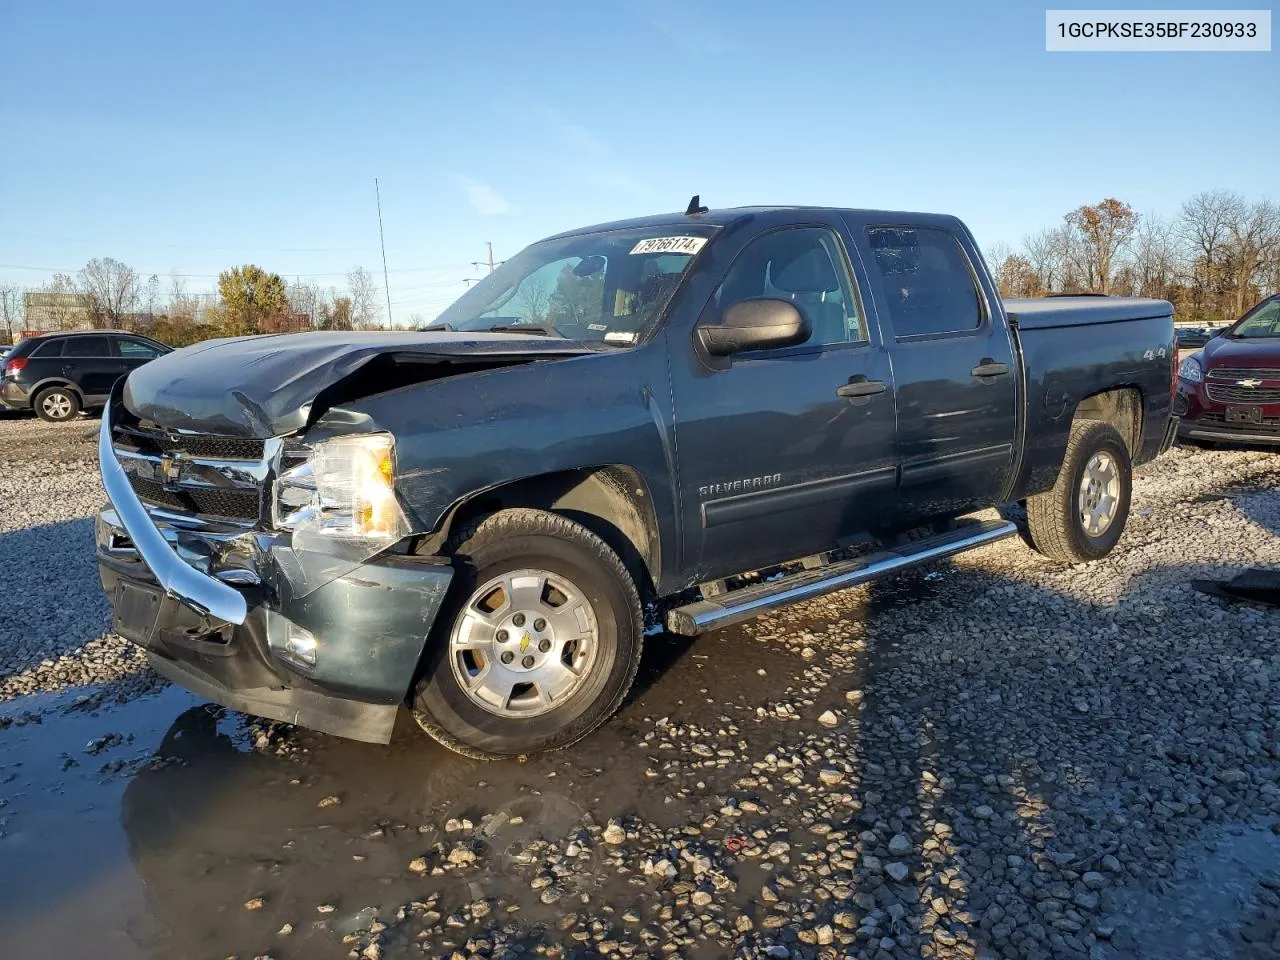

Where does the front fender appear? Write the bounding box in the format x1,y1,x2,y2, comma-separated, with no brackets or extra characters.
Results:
314,344,682,591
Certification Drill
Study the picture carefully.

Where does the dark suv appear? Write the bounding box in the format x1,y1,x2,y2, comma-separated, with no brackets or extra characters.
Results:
1,331,171,422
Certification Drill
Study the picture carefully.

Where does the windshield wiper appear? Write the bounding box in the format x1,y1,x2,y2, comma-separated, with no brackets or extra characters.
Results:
483,324,563,337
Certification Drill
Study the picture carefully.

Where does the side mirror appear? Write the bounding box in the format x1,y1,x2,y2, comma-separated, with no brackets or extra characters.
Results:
697,298,810,357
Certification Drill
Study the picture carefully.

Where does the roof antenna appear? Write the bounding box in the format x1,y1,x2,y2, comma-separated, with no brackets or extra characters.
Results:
685,194,708,216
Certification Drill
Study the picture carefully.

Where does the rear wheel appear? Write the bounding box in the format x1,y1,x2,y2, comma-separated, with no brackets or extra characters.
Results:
1026,420,1132,563
34,387,80,422
411,508,644,759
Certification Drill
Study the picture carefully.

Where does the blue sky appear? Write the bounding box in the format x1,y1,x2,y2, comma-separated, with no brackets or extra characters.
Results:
1,0,1275,323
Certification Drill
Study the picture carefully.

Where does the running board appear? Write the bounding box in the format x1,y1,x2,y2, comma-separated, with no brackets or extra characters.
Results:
665,519,1018,636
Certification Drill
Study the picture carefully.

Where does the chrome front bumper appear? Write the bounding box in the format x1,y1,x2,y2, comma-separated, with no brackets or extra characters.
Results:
99,401,249,624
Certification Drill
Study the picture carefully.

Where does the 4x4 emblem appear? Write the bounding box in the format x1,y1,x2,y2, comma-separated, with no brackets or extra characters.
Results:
1237,378,1263,388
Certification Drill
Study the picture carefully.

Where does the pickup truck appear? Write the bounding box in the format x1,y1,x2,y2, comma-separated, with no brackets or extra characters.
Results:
96,204,1177,758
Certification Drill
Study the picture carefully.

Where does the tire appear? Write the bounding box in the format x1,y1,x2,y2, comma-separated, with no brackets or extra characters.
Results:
411,508,644,759
33,386,81,422
1026,420,1132,563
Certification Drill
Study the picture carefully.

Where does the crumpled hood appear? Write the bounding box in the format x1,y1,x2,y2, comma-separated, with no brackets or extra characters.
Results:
1202,335,1280,370
122,330,595,438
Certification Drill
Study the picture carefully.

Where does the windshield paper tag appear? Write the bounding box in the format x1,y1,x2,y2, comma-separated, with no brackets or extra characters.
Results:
604,331,638,344
630,236,706,256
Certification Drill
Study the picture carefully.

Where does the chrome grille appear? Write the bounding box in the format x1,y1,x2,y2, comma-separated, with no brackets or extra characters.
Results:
1207,368,1280,380
111,421,275,525
1205,368,1280,404
1205,383,1280,404
112,423,265,461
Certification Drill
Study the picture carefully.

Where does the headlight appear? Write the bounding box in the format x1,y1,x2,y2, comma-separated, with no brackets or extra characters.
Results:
1178,355,1203,383
276,433,406,541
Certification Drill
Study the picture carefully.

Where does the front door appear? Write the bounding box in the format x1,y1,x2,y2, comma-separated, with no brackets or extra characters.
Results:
853,222,1018,522
670,222,898,581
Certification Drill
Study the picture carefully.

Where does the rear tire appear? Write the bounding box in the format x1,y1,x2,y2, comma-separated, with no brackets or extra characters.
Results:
411,508,644,759
1026,420,1132,563
34,386,80,422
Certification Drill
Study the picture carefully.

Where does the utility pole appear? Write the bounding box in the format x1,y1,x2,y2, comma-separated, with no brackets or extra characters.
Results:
470,242,504,277
375,178,393,327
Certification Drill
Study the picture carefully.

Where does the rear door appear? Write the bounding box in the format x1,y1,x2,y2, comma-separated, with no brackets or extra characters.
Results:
851,220,1018,522
60,335,117,401
670,220,898,579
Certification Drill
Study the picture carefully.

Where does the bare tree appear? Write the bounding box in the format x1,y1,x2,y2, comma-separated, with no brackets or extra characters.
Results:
518,276,551,323
142,274,158,315
1022,228,1062,293
78,257,140,328
1180,190,1236,321
346,267,380,329
287,279,327,329
1223,198,1280,316
1128,214,1184,302
168,275,198,322
1065,199,1137,294
0,285,23,343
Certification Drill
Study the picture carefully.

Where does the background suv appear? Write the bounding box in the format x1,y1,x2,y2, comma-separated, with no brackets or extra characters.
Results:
1,331,171,422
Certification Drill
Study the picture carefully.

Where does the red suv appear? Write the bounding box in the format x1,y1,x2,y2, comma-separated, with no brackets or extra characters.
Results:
1177,294,1280,446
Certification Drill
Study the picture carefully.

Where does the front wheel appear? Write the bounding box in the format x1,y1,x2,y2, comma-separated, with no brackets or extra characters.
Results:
411,508,644,759
1026,420,1132,563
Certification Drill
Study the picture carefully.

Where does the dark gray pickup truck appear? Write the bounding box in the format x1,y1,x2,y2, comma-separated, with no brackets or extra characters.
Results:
96,204,1177,757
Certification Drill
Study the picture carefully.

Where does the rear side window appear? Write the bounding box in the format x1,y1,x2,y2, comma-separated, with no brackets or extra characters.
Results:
64,335,110,357
30,339,65,358
116,339,163,358
866,226,984,337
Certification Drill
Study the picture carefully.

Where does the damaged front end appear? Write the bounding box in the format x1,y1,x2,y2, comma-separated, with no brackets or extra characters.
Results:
95,384,452,743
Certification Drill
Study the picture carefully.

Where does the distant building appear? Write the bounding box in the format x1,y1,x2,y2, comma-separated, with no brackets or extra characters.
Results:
23,291,92,331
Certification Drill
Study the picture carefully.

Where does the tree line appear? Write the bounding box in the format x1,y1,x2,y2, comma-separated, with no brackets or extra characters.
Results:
0,261,384,347
987,190,1279,324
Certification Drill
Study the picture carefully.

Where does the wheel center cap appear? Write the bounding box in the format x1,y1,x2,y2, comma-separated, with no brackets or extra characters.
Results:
497,613,553,673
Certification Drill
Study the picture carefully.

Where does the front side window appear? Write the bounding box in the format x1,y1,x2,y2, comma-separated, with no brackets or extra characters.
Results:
714,227,864,347
867,226,984,337
117,339,163,358
64,335,110,357
435,227,715,345
1230,299,1280,338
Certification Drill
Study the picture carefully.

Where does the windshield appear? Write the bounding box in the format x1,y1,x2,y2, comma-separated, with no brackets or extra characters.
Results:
1228,298,1280,338
434,226,716,344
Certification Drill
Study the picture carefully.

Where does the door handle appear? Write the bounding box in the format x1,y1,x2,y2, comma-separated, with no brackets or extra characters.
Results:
971,359,1010,378
836,377,886,399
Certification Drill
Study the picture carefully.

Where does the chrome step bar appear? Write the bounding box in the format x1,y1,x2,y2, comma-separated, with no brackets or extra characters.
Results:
665,519,1018,637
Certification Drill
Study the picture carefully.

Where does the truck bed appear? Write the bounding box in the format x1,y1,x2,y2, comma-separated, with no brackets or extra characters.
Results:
1004,296,1173,329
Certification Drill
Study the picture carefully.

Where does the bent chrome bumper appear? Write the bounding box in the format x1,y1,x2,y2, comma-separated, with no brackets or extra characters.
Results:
99,400,249,624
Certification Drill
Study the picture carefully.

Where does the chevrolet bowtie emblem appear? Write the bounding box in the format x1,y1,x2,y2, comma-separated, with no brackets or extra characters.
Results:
160,454,183,484
519,633,531,653
1237,378,1263,388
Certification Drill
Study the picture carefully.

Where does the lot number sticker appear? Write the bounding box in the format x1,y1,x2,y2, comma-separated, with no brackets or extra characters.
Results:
630,236,707,256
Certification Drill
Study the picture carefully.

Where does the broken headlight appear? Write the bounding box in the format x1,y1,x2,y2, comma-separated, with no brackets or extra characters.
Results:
275,433,408,542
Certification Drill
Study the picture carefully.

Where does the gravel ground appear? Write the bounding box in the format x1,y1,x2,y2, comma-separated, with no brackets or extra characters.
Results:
0,414,157,702
1,415,1279,960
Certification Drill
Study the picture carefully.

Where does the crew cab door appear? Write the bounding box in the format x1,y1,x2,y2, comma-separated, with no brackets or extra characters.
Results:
852,220,1018,521
670,221,898,580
